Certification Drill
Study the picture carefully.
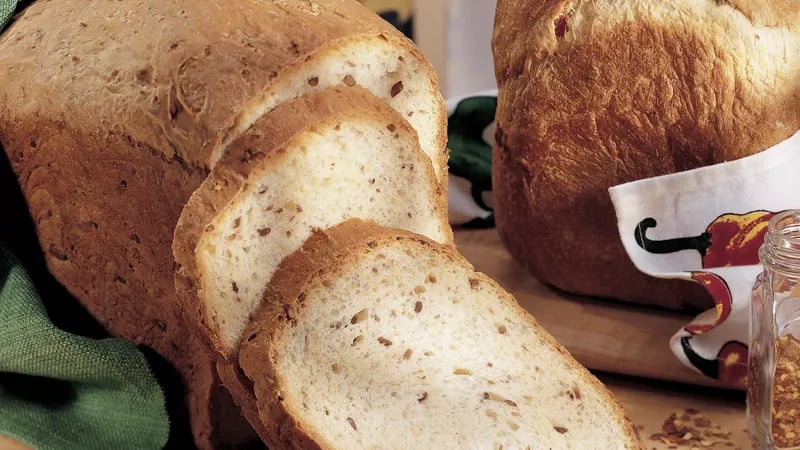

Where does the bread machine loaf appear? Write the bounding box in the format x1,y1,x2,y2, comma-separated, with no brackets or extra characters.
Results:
492,0,800,310
237,219,642,449
0,0,446,447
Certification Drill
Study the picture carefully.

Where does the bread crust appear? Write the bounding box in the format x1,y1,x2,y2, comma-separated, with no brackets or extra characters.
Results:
0,0,444,171
238,219,642,449
0,1,444,447
173,86,452,359
491,0,800,310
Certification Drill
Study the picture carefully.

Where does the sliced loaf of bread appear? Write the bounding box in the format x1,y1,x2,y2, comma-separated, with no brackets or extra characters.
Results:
0,1,447,446
174,87,452,359
238,219,642,449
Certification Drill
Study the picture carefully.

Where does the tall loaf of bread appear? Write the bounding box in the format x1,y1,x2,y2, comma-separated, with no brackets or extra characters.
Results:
492,0,800,310
0,0,445,447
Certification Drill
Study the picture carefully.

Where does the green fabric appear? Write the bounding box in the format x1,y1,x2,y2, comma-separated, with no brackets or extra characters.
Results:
0,243,169,450
0,0,18,31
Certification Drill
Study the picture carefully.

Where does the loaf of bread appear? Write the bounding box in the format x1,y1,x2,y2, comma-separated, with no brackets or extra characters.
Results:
173,86,451,358
492,0,800,310
0,0,446,447
237,219,641,449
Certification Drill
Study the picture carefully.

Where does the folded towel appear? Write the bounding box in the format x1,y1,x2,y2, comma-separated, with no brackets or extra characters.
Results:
610,129,800,389
0,242,170,450
0,0,18,30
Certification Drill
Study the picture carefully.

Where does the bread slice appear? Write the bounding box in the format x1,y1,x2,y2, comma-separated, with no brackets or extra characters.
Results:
220,32,449,182
238,219,642,449
174,87,452,359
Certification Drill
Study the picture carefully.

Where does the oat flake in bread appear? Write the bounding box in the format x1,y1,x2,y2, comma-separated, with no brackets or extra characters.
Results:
492,0,800,310
238,219,642,450
0,0,446,447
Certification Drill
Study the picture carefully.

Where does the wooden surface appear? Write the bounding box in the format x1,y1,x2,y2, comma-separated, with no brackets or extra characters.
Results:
603,374,751,448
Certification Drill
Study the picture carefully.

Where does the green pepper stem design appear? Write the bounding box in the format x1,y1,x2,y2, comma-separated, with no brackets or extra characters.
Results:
680,336,718,378
447,96,496,227
681,337,748,388
635,218,711,256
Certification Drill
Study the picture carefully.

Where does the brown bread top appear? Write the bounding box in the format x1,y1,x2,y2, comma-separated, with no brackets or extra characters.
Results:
0,0,428,169
492,0,800,309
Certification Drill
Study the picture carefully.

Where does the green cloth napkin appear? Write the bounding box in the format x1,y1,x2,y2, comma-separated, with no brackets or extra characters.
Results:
0,0,17,31
0,242,170,450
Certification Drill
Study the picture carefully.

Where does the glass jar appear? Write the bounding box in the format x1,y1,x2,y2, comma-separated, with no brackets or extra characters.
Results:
749,210,800,449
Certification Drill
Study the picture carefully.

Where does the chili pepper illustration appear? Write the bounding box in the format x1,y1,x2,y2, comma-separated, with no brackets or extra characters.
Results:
447,95,497,229
684,272,733,335
680,338,748,389
635,210,777,268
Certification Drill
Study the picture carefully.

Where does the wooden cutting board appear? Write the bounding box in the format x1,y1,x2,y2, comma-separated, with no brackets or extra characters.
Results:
454,227,735,390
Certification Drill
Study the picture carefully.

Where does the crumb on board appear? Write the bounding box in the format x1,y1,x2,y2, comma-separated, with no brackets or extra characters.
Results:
646,409,737,448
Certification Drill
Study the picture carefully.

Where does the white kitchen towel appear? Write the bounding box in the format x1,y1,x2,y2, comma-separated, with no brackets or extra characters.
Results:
610,129,800,388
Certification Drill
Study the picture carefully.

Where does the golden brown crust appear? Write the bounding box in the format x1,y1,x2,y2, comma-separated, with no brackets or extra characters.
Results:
173,86,451,359
238,219,642,449
0,0,434,169
0,114,236,446
492,0,800,310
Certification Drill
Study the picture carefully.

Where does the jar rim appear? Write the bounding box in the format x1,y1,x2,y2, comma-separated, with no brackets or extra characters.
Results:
761,210,800,273
768,210,800,236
